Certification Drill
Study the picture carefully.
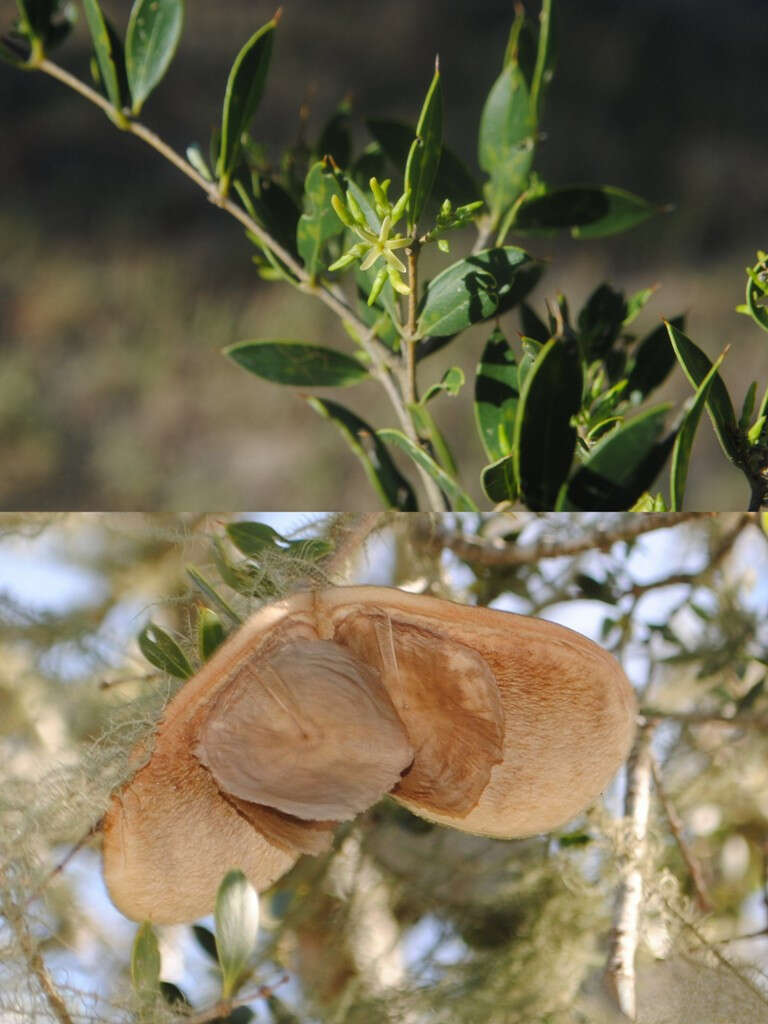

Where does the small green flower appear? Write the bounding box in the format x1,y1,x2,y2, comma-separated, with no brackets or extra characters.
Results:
329,179,412,305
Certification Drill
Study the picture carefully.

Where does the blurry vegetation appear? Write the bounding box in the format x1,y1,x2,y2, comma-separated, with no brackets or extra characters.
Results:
1,0,767,509
1,511,768,1021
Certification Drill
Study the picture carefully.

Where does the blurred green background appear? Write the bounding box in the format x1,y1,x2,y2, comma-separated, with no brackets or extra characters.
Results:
1,0,766,510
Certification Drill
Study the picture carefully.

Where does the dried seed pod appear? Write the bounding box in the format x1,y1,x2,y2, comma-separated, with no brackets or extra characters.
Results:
102,587,636,923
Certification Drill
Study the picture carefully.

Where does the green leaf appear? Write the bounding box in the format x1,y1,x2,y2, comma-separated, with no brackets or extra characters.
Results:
565,405,675,511
529,0,556,123
478,59,534,218
513,185,661,239
577,283,628,361
378,429,477,511
159,981,191,1008
214,869,260,1001
513,336,582,510
405,63,443,230
186,567,242,626
307,398,417,510
192,924,220,963
131,921,161,1002
197,607,225,662
417,245,533,338
125,0,183,115
481,454,518,504
665,320,741,462
670,349,728,511
15,0,74,49
226,520,283,557
217,16,277,192
82,0,127,113
366,119,481,209
519,302,549,344
626,316,683,400
740,381,757,431
224,340,368,387
623,285,658,327
138,623,193,679
474,328,520,461
408,402,457,476
423,366,465,403
297,160,346,282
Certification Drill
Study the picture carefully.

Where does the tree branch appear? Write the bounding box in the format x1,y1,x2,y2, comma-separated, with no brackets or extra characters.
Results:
34,58,448,512
605,723,655,1020
417,512,713,567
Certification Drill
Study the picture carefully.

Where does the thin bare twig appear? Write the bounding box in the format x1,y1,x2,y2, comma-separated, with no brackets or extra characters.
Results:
605,723,655,1020
641,709,768,731
31,818,104,900
419,512,712,567
0,867,74,1024
650,757,712,912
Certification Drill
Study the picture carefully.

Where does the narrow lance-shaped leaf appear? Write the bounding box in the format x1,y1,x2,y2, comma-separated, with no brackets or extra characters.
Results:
131,922,161,1002
366,119,481,209
224,340,368,387
82,0,127,114
217,15,278,194
626,315,684,401
307,397,417,511
577,283,628,362
125,0,184,115
512,185,662,239
186,567,242,626
297,159,346,281
513,336,583,510
478,26,535,219
214,870,260,1000
198,607,225,662
474,328,520,462
405,61,443,231
378,428,478,511
408,402,457,477
670,349,728,511
138,623,193,679
665,320,741,462
565,405,675,511
529,0,556,123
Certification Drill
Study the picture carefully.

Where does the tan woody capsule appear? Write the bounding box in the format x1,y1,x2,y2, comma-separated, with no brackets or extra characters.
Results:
102,586,636,923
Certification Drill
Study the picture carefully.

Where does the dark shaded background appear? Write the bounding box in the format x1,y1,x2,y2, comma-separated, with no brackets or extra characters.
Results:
1,0,766,509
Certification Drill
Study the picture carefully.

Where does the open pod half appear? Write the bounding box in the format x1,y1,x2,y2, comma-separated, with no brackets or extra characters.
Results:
102,587,636,923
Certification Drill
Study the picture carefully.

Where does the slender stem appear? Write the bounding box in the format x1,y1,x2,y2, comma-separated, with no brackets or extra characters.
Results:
405,243,420,405
34,58,450,510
